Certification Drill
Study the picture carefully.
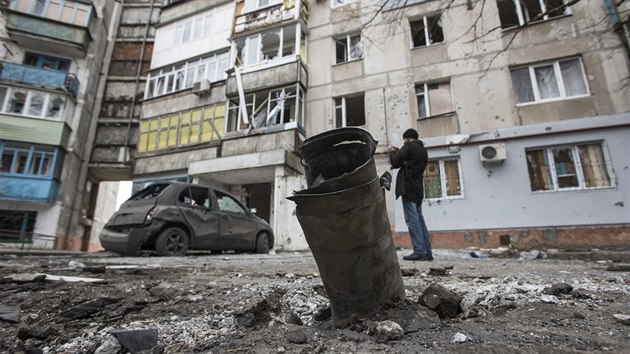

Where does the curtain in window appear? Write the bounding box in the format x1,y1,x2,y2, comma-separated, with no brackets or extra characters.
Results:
415,85,427,118
526,150,552,191
578,144,610,188
444,160,461,196
552,148,578,188
511,68,534,103
560,59,587,97
428,83,453,116
349,35,363,59
535,65,560,99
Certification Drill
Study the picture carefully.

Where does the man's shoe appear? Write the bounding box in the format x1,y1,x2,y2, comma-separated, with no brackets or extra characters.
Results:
403,253,431,261
428,254,434,261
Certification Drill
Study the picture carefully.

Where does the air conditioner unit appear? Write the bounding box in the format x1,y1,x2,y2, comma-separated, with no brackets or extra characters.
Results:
479,143,507,163
192,80,211,96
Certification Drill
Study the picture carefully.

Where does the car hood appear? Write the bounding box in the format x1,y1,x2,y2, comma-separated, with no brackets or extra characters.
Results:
106,198,158,226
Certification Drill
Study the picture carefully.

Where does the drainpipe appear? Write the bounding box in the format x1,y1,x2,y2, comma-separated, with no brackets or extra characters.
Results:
123,0,156,160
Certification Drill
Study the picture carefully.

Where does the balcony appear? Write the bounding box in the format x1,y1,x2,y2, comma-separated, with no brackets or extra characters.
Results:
0,175,59,203
0,62,79,97
5,11,91,56
234,0,308,36
226,57,308,97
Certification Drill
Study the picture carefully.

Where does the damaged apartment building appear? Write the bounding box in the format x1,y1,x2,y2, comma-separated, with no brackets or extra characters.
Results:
3,0,629,252
0,0,114,250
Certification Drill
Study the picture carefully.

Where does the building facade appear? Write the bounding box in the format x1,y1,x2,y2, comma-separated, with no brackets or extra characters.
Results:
8,0,627,252
0,0,115,250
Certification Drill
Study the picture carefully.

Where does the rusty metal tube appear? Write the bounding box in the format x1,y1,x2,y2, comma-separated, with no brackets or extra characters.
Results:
288,128,405,327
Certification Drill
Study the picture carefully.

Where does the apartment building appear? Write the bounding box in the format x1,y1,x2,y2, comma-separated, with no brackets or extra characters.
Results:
0,0,114,250
306,0,630,250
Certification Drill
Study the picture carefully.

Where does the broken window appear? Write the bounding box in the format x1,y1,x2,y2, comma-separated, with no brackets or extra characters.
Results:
410,15,444,48
234,25,298,67
179,187,211,208
138,104,225,153
0,87,67,120
334,93,365,128
526,142,612,192
0,210,36,236
415,82,454,118
216,190,246,214
510,57,588,104
0,142,58,177
497,0,569,29
424,159,463,199
335,33,363,64
24,53,71,72
145,51,229,99
225,84,305,133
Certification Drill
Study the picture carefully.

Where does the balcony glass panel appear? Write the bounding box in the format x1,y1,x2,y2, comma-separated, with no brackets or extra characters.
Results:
0,175,59,203
6,12,90,51
0,62,79,97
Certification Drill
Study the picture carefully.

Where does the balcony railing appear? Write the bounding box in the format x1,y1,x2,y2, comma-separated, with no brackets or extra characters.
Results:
5,12,91,53
0,62,80,97
0,175,59,203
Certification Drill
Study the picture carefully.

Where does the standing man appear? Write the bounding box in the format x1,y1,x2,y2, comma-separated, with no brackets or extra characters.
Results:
387,128,433,261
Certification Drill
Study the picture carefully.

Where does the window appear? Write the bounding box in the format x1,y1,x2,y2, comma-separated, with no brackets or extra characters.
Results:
410,15,444,48
179,187,211,208
234,25,299,67
11,0,92,27
510,57,588,104
216,191,245,214
24,53,71,72
226,84,305,132
145,52,229,99
0,211,36,237
334,93,365,128
0,142,58,177
0,86,67,120
138,104,225,153
424,159,463,199
497,0,569,29
243,0,282,13
526,142,612,192
415,82,454,118
335,34,362,64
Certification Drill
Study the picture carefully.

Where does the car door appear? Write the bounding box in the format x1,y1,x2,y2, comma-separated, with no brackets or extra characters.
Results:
213,190,257,250
178,186,219,248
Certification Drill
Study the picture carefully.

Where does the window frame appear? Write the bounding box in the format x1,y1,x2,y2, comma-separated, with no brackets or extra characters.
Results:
525,142,615,193
510,57,589,106
333,93,365,128
415,81,455,119
0,85,68,121
423,158,464,201
409,15,444,48
498,0,571,29
0,142,59,178
334,33,363,64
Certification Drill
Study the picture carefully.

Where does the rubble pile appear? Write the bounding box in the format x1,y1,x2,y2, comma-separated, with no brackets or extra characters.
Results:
0,250,628,353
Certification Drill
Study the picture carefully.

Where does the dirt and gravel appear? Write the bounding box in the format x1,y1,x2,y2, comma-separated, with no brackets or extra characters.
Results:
0,248,629,353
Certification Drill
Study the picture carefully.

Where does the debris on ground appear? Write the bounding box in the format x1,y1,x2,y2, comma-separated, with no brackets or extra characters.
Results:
606,264,630,272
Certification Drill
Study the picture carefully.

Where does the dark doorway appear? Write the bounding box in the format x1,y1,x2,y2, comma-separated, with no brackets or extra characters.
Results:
244,183,271,223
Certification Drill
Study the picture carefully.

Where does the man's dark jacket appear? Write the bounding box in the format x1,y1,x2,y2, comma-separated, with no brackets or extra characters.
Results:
389,140,428,205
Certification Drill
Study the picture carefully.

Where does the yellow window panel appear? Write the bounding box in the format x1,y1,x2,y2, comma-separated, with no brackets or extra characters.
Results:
140,120,150,133
204,106,215,119
201,121,212,142
215,104,225,117
212,117,225,140
191,109,202,122
181,111,191,125
139,132,148,152
160,116,170,129
170,114,179,127
168,128,178,147
148,132,157,151
149,119,159,131
190,124,200,143
158,130,168,148
180,126,190,145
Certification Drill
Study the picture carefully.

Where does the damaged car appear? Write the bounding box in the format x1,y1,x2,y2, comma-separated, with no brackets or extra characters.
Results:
100,183,274,256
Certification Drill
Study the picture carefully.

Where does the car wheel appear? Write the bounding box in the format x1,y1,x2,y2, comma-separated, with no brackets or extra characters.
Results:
155,227,189,256
255,233,269,254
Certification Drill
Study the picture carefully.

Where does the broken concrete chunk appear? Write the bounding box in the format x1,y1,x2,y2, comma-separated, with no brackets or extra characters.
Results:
4,274,47,284
540,295,560,304
451,332,469,343
606,264,630,272
110,328,158,353
543,283,573,296
0,304,20,323
419,284,462,319
285,328,307,344
94,334,122,354
367,320,404,343
428,268,449,276
613,314,630,325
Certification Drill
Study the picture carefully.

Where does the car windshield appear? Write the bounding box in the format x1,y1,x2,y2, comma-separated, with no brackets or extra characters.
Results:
129,183,170,200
